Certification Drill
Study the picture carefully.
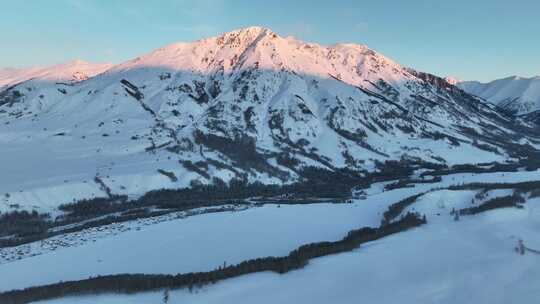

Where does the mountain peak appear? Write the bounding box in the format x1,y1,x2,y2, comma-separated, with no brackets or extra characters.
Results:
213,26,279,47
444,76,461,85
0,60,113,89
2,26,538,218
222,26,276,36
458,75,540,116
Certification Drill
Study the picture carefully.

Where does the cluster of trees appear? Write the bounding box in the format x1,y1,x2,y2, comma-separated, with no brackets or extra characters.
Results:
381,192,427,224
139,167,366,209
370,159,416,182
189,131,458,188
0,87,24,107
156,169,178,182
0,213,426,304
0,210,51,238
384,176,442,191
179,160,211,179
193,131,288,180
57,195,128,219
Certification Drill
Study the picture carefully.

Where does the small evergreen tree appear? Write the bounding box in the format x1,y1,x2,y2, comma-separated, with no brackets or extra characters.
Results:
162,289,170,304
517,239,525,255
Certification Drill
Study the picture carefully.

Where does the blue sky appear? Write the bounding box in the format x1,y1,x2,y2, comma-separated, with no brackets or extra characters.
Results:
1,0,538,81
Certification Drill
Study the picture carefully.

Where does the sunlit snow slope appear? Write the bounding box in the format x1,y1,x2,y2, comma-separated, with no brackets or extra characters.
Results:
459,76,540,118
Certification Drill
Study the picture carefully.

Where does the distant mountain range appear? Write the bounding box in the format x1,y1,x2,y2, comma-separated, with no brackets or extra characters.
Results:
0,60,113,89
1,26,539,212
457,76,540,121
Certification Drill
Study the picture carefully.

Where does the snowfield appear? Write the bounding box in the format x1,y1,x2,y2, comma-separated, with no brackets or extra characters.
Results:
1,170,540,295
0,205,249,265
0,202,379,292
459,76,540,116
32,190,540,304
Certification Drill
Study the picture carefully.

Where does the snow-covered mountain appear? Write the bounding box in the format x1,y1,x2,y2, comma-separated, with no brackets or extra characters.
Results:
444,76,461,86
2,26,540,304
458,76,540,118
1,26,539,212
0,60,113,89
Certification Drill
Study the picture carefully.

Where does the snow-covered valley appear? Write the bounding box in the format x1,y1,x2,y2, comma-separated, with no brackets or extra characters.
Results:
459,76,540,117
2,170,540,302
2,170,537,303
35,204,540,304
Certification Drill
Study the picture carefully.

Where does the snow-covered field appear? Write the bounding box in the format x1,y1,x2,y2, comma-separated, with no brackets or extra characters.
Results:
0,202,379,293
0,205,248,265
0,123,192,214
459,76,540,115
33,188,540,304
2,170,540,297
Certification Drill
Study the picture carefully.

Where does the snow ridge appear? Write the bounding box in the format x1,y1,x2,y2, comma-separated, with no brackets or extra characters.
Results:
458,76,540,116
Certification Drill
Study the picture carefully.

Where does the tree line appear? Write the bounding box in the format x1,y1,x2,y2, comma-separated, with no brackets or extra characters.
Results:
448,180,540,192
458,194,525,215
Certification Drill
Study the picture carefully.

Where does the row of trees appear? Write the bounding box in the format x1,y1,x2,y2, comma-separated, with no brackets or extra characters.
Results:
384,176,442,191
459,194,525,215
420,162,523,178
381,192,428,224
0,212,426,304
57,195,129,219
448,180,540,192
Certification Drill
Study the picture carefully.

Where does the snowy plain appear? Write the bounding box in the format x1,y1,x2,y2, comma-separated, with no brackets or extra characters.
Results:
1,170,540,296
32,188,540,304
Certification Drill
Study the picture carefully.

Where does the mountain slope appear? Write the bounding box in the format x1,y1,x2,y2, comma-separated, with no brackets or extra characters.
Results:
0,60,113,117
0,60,113,89
1,26,539,212
458,76,540,118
